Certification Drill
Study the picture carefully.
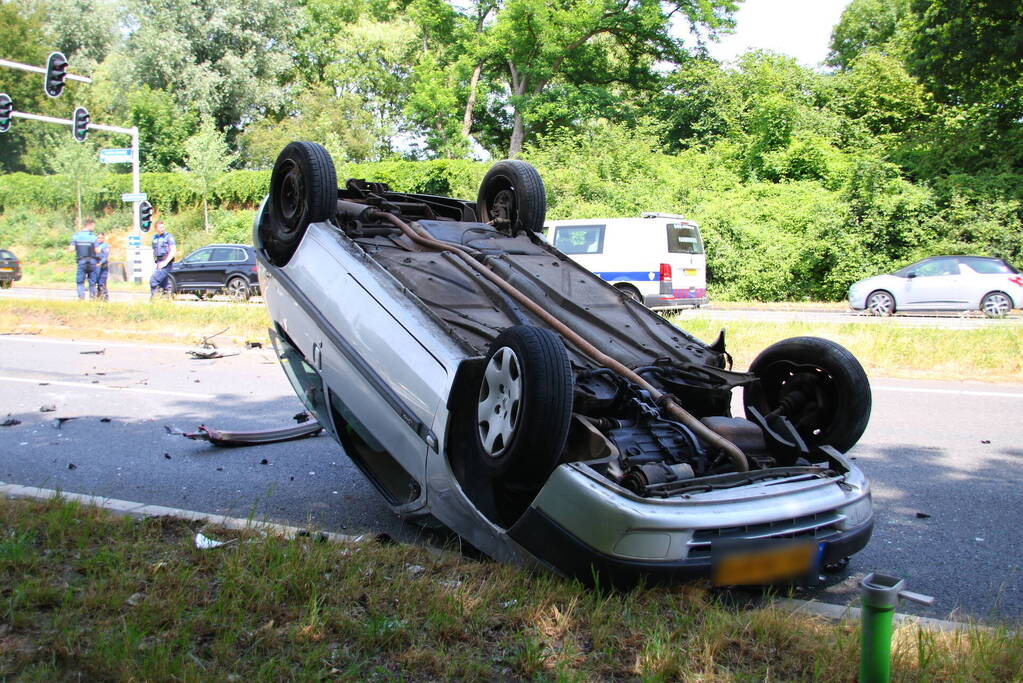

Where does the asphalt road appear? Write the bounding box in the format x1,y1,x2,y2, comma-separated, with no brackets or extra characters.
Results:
1,336,1021,623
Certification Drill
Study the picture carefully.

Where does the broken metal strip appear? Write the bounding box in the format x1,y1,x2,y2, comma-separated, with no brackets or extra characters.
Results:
183,420,324,447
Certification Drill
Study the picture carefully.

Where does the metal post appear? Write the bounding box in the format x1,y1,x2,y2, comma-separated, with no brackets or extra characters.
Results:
859,573,935,683
0,58,92,83
131,126,141,233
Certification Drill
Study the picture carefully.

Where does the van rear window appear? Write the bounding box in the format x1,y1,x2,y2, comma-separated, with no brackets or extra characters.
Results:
553,225,605,254
667,223,703,254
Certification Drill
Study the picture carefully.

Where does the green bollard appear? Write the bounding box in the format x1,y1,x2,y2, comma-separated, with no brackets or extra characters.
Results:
859,573,935,683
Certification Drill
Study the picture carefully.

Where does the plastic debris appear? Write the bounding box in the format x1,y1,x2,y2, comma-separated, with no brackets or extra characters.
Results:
1,416,21,427
39,404,56,412
194,532,236,550
79,349,105,355
187,349,239,360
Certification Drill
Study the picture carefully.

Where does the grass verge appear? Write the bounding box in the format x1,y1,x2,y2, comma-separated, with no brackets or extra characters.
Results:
0,299,1021,382
1,496,1019,680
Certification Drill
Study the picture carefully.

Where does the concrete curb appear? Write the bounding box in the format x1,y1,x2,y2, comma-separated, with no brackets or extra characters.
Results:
0,482,366,545
774,598,995,633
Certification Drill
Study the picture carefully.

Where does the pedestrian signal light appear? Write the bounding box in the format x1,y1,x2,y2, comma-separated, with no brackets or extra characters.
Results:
72,106,89,142
0,93,12,133
44,52,69,98
139,201,153,232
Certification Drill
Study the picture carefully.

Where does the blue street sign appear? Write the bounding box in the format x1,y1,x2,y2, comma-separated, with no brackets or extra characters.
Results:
121,192,147,202
99,148,132,164
127,235,141,247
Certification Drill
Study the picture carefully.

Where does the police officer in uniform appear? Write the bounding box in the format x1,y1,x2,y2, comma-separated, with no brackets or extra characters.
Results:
69,219,99,300
150,221,177,298
94,232,110,301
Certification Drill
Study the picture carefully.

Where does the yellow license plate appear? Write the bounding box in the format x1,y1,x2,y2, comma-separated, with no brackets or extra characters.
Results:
712,540,817,586
0,267,12,272
684,268,697,276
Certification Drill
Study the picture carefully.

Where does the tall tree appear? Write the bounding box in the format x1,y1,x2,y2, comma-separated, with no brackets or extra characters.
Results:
485,0,738,156
49,139,104,228
121,0,301,131
181,119,237,232
826,0,912,70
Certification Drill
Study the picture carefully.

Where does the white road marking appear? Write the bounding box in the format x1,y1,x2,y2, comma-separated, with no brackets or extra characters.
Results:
872,385,1023,399
0,335,205,352
0,375,216,399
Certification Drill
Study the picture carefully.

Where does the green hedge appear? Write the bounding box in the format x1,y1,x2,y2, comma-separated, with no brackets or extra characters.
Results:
0,160,490,214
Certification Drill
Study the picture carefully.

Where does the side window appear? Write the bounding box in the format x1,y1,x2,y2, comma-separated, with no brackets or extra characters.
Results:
666,223,704,254
270,328,331,427
553,225,605,254
210,247,237,261
915,259,959,277
961,258,1011,274
229,248,248,262
182,249,213,264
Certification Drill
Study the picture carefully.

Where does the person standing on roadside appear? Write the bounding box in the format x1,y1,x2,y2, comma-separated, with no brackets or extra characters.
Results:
69,219,99,300
150,221,177,298
94,232,110,301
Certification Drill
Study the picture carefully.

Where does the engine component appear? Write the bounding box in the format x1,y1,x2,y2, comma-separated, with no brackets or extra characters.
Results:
622,462,695,496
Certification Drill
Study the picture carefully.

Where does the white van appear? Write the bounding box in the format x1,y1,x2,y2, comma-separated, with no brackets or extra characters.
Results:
544,213,708,308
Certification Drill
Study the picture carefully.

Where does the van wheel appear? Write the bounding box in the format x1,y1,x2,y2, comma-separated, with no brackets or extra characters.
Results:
263,142,337,267
476,160,546,234
615,285,643,304
475,326,572,480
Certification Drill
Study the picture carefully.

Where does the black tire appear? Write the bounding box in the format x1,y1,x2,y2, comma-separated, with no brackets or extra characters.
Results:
263,141,337,267
865,290,895,316
476,160,546,234
165,274,177,295
980,291,1012,318
744,336,871,453
475,325,573,479
226,276,251,301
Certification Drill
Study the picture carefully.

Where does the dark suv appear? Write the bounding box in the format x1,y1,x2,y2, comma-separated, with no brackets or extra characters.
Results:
0,249,22,288
169,244,260,300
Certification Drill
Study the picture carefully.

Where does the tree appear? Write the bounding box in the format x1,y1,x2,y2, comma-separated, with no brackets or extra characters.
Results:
181,119,237,232
28,0,120,67
128,86,198,171
121,0,301,131
49,139,104,228
826,0,912,70
484,0,738,156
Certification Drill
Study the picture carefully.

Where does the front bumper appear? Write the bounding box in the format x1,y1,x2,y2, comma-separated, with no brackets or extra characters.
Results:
510,505,874,587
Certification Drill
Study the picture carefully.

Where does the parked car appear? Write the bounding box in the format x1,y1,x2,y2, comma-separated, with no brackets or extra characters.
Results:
848,256,1022,317
169,244,260,300
544,214,707,308
0,249,22,288
255,142,875,587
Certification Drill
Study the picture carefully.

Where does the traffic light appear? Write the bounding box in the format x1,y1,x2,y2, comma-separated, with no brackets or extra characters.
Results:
44,52,68,98
138,201,153,232
72,106,89,142
0,93,12,133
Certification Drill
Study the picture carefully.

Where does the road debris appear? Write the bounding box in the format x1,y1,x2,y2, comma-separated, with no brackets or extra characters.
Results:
67,463,76,470
245,341,263,349
293,411,311,423
1,416,21,427
198,327,228,349
194,532,236,550
187,349,239,360
79,349,105,355
53,417,77,429
39,404,56,412
916,512,931,519
174,420,323,447
164,453,172,460
99,418,112,423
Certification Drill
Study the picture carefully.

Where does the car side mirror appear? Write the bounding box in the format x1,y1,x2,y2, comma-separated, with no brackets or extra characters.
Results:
906,272,917,279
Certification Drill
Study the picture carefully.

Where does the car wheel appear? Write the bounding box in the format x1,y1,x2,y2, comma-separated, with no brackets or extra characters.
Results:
476,160,546,234
165,274,177,296
0,281,10,289
981,291,1012,318
475,325,573,480
744,336,871,453
226,277,251,301
865,290,895,316
615,285,643,304
263,141,337,267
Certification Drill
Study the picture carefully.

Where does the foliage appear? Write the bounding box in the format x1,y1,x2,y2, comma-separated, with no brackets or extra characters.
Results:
180,119,238,231
827,0,913,70
47,139,105,228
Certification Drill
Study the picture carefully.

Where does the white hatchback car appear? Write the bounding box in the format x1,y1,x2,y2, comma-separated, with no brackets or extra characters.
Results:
255,142,875,587
848,256,1022,317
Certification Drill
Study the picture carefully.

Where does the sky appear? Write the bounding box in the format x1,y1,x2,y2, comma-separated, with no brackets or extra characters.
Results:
703,0,854,68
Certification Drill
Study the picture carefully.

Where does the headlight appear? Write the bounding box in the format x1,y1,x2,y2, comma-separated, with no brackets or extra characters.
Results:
837,494,872,530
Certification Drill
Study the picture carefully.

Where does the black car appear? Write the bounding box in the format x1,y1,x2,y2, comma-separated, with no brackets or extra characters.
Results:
169,244,260,300
0,249,22,288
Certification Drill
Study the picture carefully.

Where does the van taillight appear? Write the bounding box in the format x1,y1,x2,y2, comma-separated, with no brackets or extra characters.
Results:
659,263,674,298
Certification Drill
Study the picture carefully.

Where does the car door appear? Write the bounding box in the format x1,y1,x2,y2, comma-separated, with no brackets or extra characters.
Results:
901,257,964,309
173,248,214,288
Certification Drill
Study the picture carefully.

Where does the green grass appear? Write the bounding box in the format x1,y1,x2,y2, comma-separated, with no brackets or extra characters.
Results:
1,299,1021,381
1,496,1020,680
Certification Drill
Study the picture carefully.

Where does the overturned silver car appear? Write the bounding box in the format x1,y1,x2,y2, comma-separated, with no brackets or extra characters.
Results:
255,142,874,586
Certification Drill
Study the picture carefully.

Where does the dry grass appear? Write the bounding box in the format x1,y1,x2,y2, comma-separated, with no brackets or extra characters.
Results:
1,496,1019,681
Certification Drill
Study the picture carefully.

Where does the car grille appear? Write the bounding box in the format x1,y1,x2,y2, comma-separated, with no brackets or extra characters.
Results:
686,511,845,559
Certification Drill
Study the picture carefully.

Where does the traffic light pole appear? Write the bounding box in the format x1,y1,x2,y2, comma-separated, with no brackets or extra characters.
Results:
10,111,141,232
0,58,92,84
